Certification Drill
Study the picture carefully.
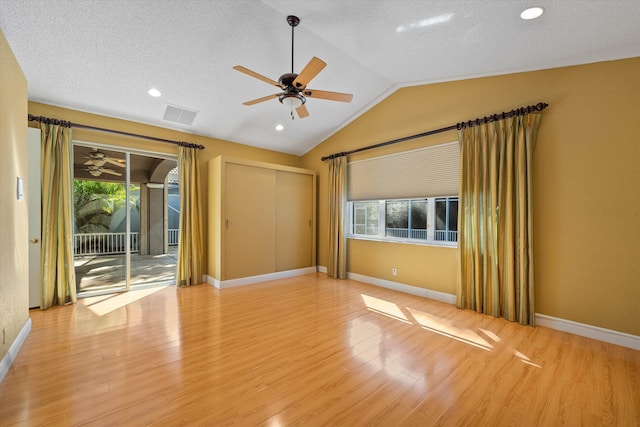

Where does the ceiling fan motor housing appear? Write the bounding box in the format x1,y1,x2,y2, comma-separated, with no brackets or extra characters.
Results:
278,73,298,88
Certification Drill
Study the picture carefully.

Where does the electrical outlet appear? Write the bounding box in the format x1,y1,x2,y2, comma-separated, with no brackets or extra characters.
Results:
392,268,397,276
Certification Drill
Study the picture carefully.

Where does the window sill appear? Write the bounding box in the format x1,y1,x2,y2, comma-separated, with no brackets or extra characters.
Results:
347,235,458,249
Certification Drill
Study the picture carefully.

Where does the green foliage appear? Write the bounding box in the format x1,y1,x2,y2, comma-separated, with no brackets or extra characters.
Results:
74,180,139,233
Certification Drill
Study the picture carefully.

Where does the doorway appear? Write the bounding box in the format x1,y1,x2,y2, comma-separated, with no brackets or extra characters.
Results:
73,143,178,295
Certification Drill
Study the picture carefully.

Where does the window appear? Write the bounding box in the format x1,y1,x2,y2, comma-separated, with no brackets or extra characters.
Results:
385,199,427,239
348,197,458,245
346,141,459,246
435,197,458,242
353,201,379,236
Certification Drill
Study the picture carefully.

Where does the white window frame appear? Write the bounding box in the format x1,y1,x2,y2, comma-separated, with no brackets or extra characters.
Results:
347,196,458,247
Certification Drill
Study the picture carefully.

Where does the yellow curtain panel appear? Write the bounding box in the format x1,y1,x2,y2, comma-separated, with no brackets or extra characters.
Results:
40,122,77,309
457,113,541,325
328,156,347,279
176,145,204,287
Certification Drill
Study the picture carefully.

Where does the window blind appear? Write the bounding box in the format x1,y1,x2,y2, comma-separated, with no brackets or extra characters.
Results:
347,141,459,201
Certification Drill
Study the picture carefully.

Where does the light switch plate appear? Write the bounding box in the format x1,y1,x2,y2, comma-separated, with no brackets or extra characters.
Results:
17,177,24,200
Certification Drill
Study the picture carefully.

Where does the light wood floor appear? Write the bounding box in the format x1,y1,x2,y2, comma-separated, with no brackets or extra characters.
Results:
2,273,639,426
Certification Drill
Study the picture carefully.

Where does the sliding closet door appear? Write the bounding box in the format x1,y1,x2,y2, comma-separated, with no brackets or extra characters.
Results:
224,163,276,280
276,170,313,271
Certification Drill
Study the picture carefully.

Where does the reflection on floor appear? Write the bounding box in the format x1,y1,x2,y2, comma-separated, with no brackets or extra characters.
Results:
74,246,178,293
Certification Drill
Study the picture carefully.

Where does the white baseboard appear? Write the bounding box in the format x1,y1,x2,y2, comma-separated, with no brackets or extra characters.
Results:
535,313,640,351
347,272,457,305
317,265,327,274
0,318,31,384
205,275,220,288
206,267,317,289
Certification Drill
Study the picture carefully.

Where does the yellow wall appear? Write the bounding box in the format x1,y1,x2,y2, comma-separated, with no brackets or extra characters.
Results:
0,28,29,362
302,57,640,336
28,102,302,275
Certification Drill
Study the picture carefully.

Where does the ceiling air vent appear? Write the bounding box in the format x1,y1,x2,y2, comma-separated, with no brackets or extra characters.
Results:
163,104,198,126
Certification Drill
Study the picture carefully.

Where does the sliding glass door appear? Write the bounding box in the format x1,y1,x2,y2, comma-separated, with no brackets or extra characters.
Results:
73,143,178,295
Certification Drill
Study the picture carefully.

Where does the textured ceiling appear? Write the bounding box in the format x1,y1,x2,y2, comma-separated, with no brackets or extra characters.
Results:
1,0,639,155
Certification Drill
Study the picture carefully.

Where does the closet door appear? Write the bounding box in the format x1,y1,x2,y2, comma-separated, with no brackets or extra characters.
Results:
225,163,276,280
276,170,313,271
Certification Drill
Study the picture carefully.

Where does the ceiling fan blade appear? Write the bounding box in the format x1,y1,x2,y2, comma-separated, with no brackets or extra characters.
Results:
296,104,310,119
233,66,284,88
106,158,126,168
101,169,122,176
292,57,326,89
302,89,353,103
243,94,280,106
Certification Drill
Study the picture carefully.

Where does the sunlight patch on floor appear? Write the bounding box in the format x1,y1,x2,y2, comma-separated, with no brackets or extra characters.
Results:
82,285,169,316
406,307,494,351
479,328,501,342
513,349,542,368
361,294,412,324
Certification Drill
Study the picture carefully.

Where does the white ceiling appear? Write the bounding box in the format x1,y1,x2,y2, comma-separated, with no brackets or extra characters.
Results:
1,1,639,155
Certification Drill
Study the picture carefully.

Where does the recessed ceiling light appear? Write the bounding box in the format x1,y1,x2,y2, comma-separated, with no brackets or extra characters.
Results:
148,88,162,97
275,124,284,131
520,7,544,20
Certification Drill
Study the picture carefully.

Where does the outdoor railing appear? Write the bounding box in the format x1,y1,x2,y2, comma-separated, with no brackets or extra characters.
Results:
74,232,140,256
385,228,457,242
74,230,179,256
435,230,458,242
386,228,427,240
168,229,179,246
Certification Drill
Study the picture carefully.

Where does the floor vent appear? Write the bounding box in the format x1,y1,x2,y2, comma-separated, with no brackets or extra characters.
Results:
163,104,198,126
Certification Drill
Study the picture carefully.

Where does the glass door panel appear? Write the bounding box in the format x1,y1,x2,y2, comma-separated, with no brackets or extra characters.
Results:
73,146,129,294
129,162,178,288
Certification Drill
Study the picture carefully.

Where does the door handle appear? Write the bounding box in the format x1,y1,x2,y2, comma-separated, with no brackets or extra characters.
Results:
30,238,39,243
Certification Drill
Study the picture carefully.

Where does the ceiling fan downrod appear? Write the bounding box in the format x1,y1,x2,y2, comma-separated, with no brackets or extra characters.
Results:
287,15,300,74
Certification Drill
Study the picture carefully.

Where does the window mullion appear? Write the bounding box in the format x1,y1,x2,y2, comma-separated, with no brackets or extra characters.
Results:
445,198,450,234
427,197,435,242
379,200,385,237
407,200,412,238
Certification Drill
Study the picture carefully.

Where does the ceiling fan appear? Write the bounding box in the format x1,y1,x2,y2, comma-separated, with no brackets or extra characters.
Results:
233,15,353,119
86,165,122,177
84,149,125,177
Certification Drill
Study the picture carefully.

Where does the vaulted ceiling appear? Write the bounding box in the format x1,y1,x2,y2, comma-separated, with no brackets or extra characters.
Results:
1,1,639,155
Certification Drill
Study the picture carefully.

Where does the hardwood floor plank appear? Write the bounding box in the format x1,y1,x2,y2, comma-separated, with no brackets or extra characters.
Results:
1,273,638,426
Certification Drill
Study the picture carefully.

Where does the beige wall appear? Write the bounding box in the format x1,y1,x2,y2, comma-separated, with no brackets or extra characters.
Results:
302,57,640,336
28,102,302,275
0,28,29,361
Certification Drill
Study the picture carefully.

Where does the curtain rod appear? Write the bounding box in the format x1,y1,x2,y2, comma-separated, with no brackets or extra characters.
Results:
27,114,205,150
321,102,548,161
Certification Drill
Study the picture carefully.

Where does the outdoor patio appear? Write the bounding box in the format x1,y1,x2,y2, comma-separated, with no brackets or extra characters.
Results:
74,246,178,293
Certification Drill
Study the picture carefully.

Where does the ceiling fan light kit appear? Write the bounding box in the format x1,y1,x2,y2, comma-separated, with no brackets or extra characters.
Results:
233,15,353,120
